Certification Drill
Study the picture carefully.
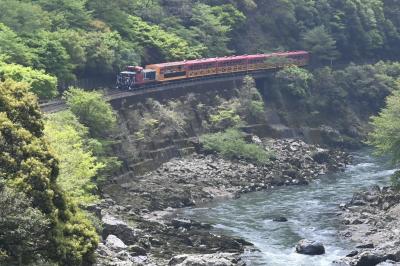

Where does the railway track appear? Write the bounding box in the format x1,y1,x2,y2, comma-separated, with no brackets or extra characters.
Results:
40,70,272,113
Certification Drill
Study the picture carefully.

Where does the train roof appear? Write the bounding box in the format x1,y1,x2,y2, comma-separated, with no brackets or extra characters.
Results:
146,51,308,68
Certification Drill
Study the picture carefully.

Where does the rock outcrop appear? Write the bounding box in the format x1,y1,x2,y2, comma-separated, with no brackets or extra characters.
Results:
337,186,400,265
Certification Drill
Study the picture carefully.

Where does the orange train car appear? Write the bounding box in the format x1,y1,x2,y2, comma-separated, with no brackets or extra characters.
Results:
116,51,309,90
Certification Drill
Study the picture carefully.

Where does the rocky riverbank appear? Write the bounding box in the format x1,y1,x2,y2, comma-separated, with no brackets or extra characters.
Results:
93,137,350,265
336,184,400,265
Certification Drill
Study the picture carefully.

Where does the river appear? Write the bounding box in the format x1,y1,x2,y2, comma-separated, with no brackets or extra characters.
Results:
181,151,397,265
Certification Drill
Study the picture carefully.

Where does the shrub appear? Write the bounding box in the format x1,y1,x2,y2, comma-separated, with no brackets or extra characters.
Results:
200,128,271,164
63,87,117,137
209,108,242,129
0,62,57,99
44,111,103,205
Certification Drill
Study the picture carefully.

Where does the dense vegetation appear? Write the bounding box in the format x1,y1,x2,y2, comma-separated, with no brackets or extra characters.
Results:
1,0,400,265
368,81,400,188
0,80,98,265
0,0,399,93
271,62,400,120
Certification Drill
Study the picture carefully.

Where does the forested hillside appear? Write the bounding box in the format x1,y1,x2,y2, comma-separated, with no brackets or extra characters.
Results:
1,1,400,265
1,0,400,88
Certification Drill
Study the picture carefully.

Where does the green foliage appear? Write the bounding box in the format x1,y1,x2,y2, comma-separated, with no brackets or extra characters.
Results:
335,63,393,111
0,62,58,99
200,128,271,164
0,79,98,265
368,85,400,164
210,107,242,130
0,23,37,65
0,184,50,265
122,15,202,62
64,87,117,137
276,66,313,98
28,31,76,82
1,0,399,85
237,76,265,119
44,111,103,205
0,0,52,34
189,3,241,56
302,26,339,62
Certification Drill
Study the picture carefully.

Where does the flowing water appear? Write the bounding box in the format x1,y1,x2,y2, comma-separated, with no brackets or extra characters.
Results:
181,151,397,266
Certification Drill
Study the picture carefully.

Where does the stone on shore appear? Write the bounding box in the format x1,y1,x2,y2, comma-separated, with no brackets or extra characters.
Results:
168,253,244,266
295,239,325,255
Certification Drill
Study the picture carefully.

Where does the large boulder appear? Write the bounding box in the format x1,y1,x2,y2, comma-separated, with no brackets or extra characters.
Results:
169,253,244,266
295,239,325,255
102,214,138,245
105,235,127,252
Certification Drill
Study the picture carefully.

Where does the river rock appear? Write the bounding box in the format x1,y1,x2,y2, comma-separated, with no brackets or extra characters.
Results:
128,245,147,256
311,149,331,164
356,243,374,249
105,235,127,251
168,253,244,266
295,239,325,255
356,252,386,266
102,214,138,245
171,218,193,229
272,217,288,222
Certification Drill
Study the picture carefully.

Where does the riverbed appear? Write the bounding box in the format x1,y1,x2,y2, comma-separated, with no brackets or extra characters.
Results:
181,151,397,265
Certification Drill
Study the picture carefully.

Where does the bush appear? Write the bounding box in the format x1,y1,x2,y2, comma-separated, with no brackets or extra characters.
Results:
0,62,58,99
209,107,242,129
44,111,103,205
200,128,271,164
64,87,117,137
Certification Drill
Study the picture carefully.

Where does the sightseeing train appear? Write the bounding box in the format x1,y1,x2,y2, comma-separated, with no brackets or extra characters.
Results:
116,51,309,90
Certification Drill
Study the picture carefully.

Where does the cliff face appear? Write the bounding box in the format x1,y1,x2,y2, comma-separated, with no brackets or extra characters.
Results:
108,74,377,178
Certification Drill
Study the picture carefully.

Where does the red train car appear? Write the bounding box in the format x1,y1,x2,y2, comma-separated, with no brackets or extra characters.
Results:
116,51,309,90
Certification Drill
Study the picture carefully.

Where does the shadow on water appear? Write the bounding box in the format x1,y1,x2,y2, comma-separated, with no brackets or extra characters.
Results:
180,150,396,266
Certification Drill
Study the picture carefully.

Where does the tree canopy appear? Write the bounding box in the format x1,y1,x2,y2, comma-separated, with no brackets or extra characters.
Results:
0,79,98,265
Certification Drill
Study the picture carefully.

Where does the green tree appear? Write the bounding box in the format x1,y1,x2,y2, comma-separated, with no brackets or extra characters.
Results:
64,87,117,137
368,84,400,163
190,3,233,56
28,31,75,82
0,23,37,66
0,79,98,265
302,25,339,63
0,184,50,265
0,0,52,34
275,65,313,98
0,62,58,99
44,111,103,205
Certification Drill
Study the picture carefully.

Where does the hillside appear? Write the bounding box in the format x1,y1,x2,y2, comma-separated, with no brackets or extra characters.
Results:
1,1,400,266
1,0,400,88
